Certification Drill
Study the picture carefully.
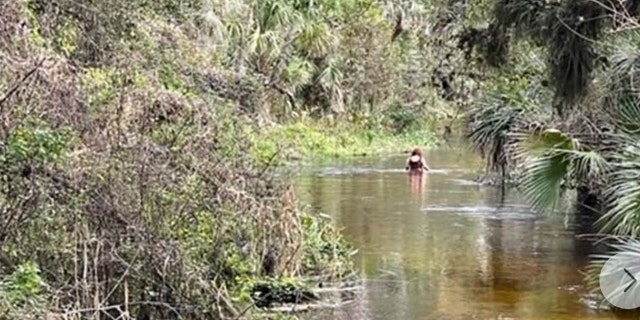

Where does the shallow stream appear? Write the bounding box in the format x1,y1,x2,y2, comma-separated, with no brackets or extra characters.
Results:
294,144,635,320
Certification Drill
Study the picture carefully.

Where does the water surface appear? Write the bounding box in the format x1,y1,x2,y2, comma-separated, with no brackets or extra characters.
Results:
294,145,634,320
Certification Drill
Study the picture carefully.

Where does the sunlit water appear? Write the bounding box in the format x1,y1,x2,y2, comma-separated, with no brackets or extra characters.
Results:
293,144,636,320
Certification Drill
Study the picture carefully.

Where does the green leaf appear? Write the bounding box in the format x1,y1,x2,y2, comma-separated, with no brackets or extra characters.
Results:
520,128,576,157
519,152,569,214
281,56,316,89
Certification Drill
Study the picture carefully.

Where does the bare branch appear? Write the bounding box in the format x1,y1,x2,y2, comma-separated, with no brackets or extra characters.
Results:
0,58,45,108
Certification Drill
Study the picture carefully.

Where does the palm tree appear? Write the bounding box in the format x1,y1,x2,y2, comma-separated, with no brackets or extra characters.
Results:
511,27,640,220
468,0,610,115
464,1,640,219
468,26,640,302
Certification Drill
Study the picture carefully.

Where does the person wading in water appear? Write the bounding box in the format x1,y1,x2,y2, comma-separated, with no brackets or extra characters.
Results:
405,148,430,174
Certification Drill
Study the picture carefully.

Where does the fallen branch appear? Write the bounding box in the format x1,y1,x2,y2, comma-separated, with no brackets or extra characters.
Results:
0,58,45,108
310,284,365,294
264,299,357,313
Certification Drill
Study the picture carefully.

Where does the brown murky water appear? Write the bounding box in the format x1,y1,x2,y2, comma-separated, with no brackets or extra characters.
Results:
294,144,637,320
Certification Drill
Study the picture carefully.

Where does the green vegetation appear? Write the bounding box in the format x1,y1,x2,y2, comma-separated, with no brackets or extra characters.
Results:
230,0,452,160
0,0,458,317
451,0,640,306
252,120,437,164
20,0,640,315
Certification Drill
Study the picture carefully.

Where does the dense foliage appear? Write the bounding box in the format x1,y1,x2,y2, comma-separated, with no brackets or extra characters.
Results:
0,0,426,318
18,0,640,315
458,0,640,305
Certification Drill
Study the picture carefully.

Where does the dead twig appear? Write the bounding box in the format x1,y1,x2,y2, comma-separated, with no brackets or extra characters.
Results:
0,58,45,109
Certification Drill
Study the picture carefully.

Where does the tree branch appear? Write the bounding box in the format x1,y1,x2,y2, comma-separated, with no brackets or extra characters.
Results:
0,58,45,108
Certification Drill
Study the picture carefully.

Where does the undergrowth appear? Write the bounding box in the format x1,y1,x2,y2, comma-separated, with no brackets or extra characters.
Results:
252,120,438,164
0,0,356,319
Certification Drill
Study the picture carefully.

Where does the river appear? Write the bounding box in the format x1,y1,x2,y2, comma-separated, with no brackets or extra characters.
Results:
293,143,637,320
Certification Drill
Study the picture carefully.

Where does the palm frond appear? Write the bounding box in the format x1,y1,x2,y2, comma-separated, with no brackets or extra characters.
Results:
584,238,640,298
516,127,608,214
548,0,606,105
466,99,523,173
606,36,640,81
571,149,609,183
609,40,640,88
248,30,281,59
604,34,640,134
596,136,640,235
515,128,577,158
519,151,570,214
318,59,342,90
612,96,640,135
195,3,227,43
298,20,334,58
281,56,316,90
255,0,300,31
494,0,548,41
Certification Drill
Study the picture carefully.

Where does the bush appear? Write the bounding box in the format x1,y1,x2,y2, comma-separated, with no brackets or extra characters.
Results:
0,1,355,319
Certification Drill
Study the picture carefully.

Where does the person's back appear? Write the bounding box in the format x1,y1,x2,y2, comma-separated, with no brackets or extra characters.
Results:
406,148,430,173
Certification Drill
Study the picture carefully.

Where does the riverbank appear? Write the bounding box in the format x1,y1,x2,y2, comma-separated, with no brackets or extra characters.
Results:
0,2,360,319
252,120,440,165
0,0,460,318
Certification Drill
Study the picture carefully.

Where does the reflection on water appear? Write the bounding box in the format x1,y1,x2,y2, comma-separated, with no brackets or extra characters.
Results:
294,145,635,320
